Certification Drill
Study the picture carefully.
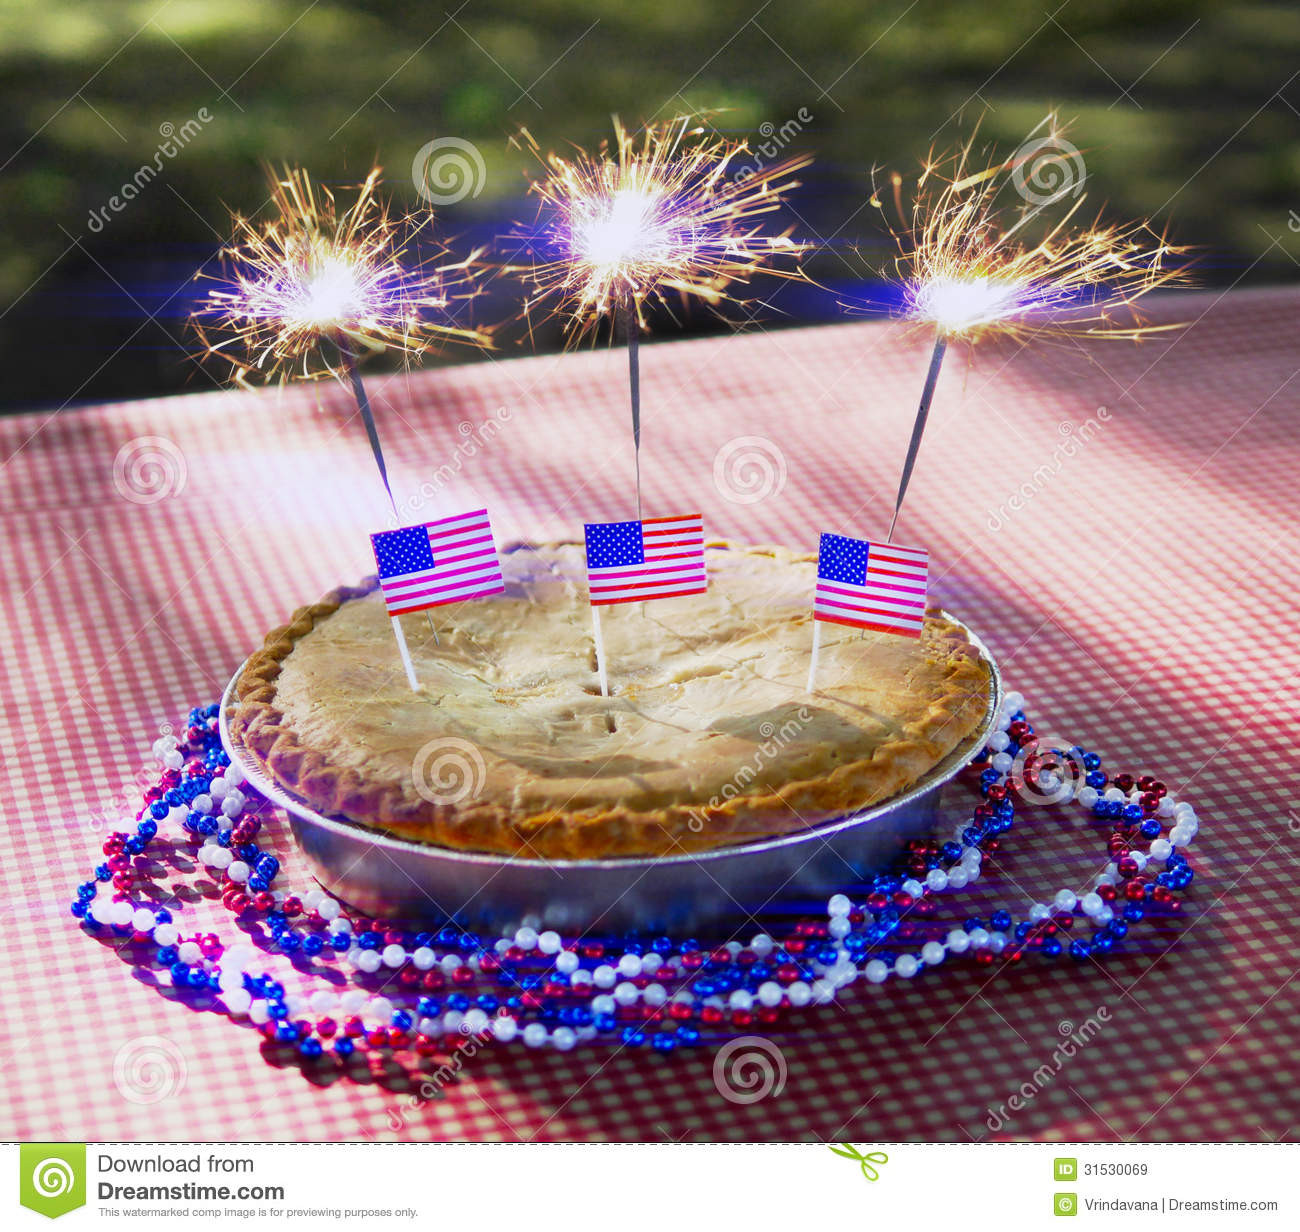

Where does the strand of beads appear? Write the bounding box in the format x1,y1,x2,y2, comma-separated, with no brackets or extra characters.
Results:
512,691,1196,1034
71,695,1196,1058
844,688,1196,987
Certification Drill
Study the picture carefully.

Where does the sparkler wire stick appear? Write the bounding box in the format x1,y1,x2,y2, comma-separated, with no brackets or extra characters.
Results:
886,333,948,543
509,117,810,527
191,165,486,679
334,333,439,654
336,334,396,517
863,116,1190,616
863,115,1188,584
337,336,439,658
624,294,642,521
833,116,1189,662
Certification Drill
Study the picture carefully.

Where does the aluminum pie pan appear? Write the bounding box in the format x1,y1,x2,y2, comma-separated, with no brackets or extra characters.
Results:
218,614,1001,936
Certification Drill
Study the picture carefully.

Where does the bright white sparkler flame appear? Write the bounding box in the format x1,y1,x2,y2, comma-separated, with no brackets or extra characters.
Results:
510,116,809,338
193,164,487,385
910,275,1033,335
574,189,670,271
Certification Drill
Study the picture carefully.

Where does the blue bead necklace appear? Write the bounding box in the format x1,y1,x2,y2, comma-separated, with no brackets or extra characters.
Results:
72,691,1199,1059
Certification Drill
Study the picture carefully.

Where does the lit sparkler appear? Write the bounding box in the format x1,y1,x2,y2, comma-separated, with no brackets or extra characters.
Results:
193,164,488,513
510,116,810,518
871,117,1189,541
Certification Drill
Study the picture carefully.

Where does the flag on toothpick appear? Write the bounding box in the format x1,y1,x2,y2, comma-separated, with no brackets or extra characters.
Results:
584,514,707,605
368,508,505,690
583,514,708,695
808,533,929,692
813,533,928,635
372,508,505,614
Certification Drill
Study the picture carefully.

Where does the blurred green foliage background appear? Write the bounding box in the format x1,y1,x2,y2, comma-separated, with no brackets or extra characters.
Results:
0,0,1296,411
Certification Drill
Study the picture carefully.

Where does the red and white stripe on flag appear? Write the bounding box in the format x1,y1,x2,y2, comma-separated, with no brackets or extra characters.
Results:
584,514,708,607
813,533,928,637
370,507,505,616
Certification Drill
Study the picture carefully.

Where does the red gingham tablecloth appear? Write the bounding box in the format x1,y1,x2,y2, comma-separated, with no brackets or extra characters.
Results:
2,287,1297,1142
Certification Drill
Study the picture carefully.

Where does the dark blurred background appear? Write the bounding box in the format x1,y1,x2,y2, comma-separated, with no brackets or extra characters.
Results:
0,0,1296,413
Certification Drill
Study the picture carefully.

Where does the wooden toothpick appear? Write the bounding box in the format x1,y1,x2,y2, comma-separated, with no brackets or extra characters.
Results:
591,606,609,697
806,621,822,694
390,615,420,692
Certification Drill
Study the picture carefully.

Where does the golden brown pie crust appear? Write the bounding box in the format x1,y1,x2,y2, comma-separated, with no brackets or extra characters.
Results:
228,542,991,859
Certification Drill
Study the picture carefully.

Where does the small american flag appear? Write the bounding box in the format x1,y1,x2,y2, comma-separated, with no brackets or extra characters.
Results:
370,508,505,615
584,514,708,606
813,532,929,636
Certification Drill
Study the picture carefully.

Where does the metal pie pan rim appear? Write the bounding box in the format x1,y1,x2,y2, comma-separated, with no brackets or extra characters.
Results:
218,610,1001,873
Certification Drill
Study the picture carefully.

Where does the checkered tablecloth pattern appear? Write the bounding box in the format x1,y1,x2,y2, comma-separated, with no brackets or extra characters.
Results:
2,288,1297,1142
